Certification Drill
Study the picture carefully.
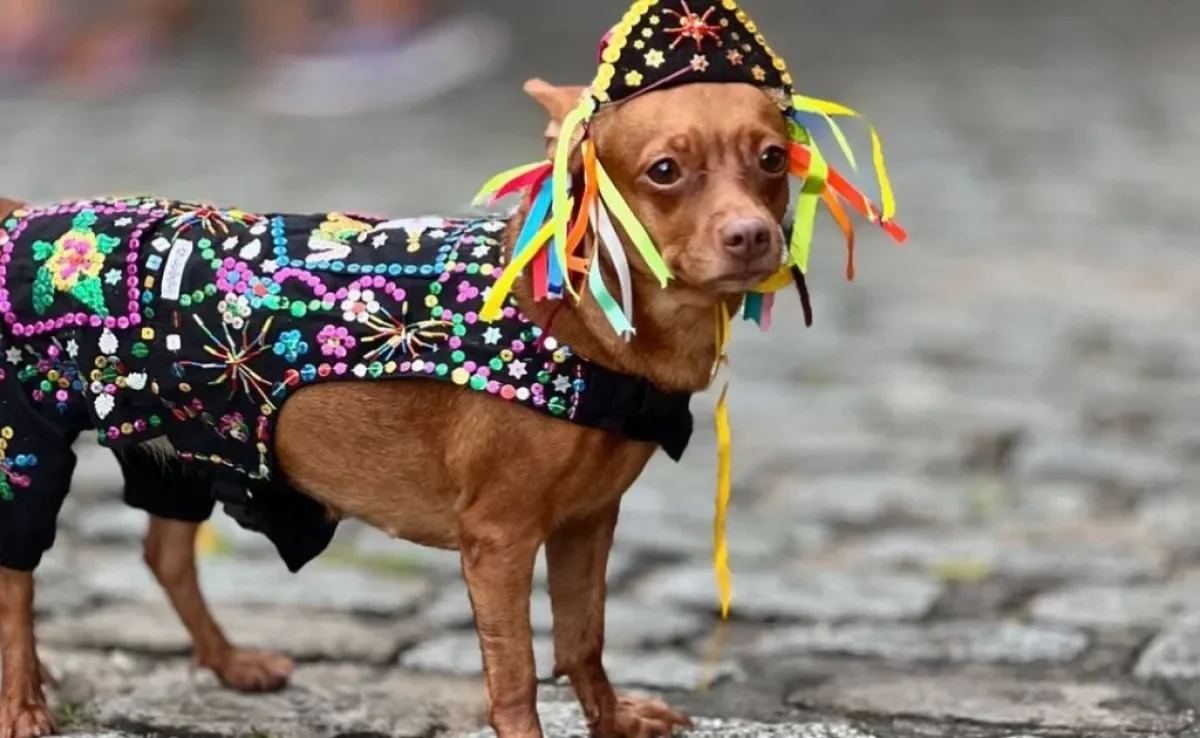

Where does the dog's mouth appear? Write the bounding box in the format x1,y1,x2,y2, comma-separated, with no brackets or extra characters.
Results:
701,263,779,293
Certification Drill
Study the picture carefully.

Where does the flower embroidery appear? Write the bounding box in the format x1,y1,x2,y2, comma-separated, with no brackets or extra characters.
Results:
31,210,119,316
456,280,481,303
317,325,356,359
272,329,309,363
218,292,252,329
341,288,380,324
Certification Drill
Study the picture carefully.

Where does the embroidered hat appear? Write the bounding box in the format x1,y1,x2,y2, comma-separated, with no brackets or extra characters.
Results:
475,0,906,335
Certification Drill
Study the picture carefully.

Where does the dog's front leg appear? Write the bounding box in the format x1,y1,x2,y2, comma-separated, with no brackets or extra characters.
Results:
142,517,293,691
546,506,692,738
460,521,543,738
0,568,55,738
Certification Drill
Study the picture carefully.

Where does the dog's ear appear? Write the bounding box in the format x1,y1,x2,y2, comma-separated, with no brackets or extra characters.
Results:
524,78,588,159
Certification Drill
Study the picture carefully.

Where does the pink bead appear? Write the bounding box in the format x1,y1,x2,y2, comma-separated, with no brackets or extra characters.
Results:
486,381,500,394
465,312,478,324
502,307,517,318
394,288,406,301
126,277,138,288
372,276,384,288
0,302,9,313
313,284,327,297
7,318,19,330
448,337,462,349
333,362,346,375
126,253,137,263
127,289,138,301
103,317,117,328
399,362,412,372
463,361,477,373
53,318,65,329
75,313,88,324
65,314,76,325
129,313,141,326
126,266,137,276
117,317,130,329
89,316,102,327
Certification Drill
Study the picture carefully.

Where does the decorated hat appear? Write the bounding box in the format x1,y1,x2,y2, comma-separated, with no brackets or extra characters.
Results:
475,0,907,336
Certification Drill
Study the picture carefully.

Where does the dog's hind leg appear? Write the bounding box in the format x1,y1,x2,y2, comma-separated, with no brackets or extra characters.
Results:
0,570,56,738
141,517,293,691
117,451,293,692
546,506,692,738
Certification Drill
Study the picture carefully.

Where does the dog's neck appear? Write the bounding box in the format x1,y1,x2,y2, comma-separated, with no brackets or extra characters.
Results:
503,213,726,394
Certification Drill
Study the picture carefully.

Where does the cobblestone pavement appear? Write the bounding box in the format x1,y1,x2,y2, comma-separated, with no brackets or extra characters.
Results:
7,1,1200,736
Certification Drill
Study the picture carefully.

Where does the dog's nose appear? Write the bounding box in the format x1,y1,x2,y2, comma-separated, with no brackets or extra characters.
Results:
720,218,773,261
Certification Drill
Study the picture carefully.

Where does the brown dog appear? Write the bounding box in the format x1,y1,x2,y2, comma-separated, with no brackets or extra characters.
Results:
0,75,792,738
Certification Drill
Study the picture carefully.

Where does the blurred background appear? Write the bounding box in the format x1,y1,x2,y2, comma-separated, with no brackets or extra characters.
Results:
14,0,1200,734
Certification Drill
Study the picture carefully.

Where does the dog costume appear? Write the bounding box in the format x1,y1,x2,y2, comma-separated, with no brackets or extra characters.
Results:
0,200,692,571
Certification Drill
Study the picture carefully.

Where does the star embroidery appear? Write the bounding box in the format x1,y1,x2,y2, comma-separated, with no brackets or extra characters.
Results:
649,14,660,24
5,346,23,365
261,259,279,274
114,217,133,227
641,27,653,38
508,360,528,379
552,375,572,393
372,233,388,247
483,326,502,345
645,49,665,68
634,39,645,49
66,339,79,358
663,1,723,50
472,244,491,258
726,49,743,65
690,54,710,72
625,70,644,87
104,268,122,286
751,65,766,81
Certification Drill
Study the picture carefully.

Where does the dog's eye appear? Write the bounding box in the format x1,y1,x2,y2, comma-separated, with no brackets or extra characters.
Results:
759,146,788,175
646,158,682,186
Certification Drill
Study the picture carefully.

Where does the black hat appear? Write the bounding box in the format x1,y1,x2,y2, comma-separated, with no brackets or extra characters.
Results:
593,0,793,110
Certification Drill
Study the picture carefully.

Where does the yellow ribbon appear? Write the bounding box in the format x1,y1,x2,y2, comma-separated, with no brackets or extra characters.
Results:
790,137,828,274
712,302,733,617
792,94,896,220
551,99,594,300
699,303,734,691
479,220,554,321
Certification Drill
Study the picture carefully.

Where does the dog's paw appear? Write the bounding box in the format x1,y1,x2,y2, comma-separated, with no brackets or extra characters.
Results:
0,694,56,738
210,648,294,693
614,696,693,738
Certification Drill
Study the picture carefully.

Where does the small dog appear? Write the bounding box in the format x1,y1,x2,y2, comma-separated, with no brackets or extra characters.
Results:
0,2,902,737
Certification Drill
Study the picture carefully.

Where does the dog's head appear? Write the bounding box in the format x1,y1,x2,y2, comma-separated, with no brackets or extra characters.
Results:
526,79,789,301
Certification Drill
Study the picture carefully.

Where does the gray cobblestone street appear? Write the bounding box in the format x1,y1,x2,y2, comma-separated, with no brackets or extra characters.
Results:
6,1,1200,736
